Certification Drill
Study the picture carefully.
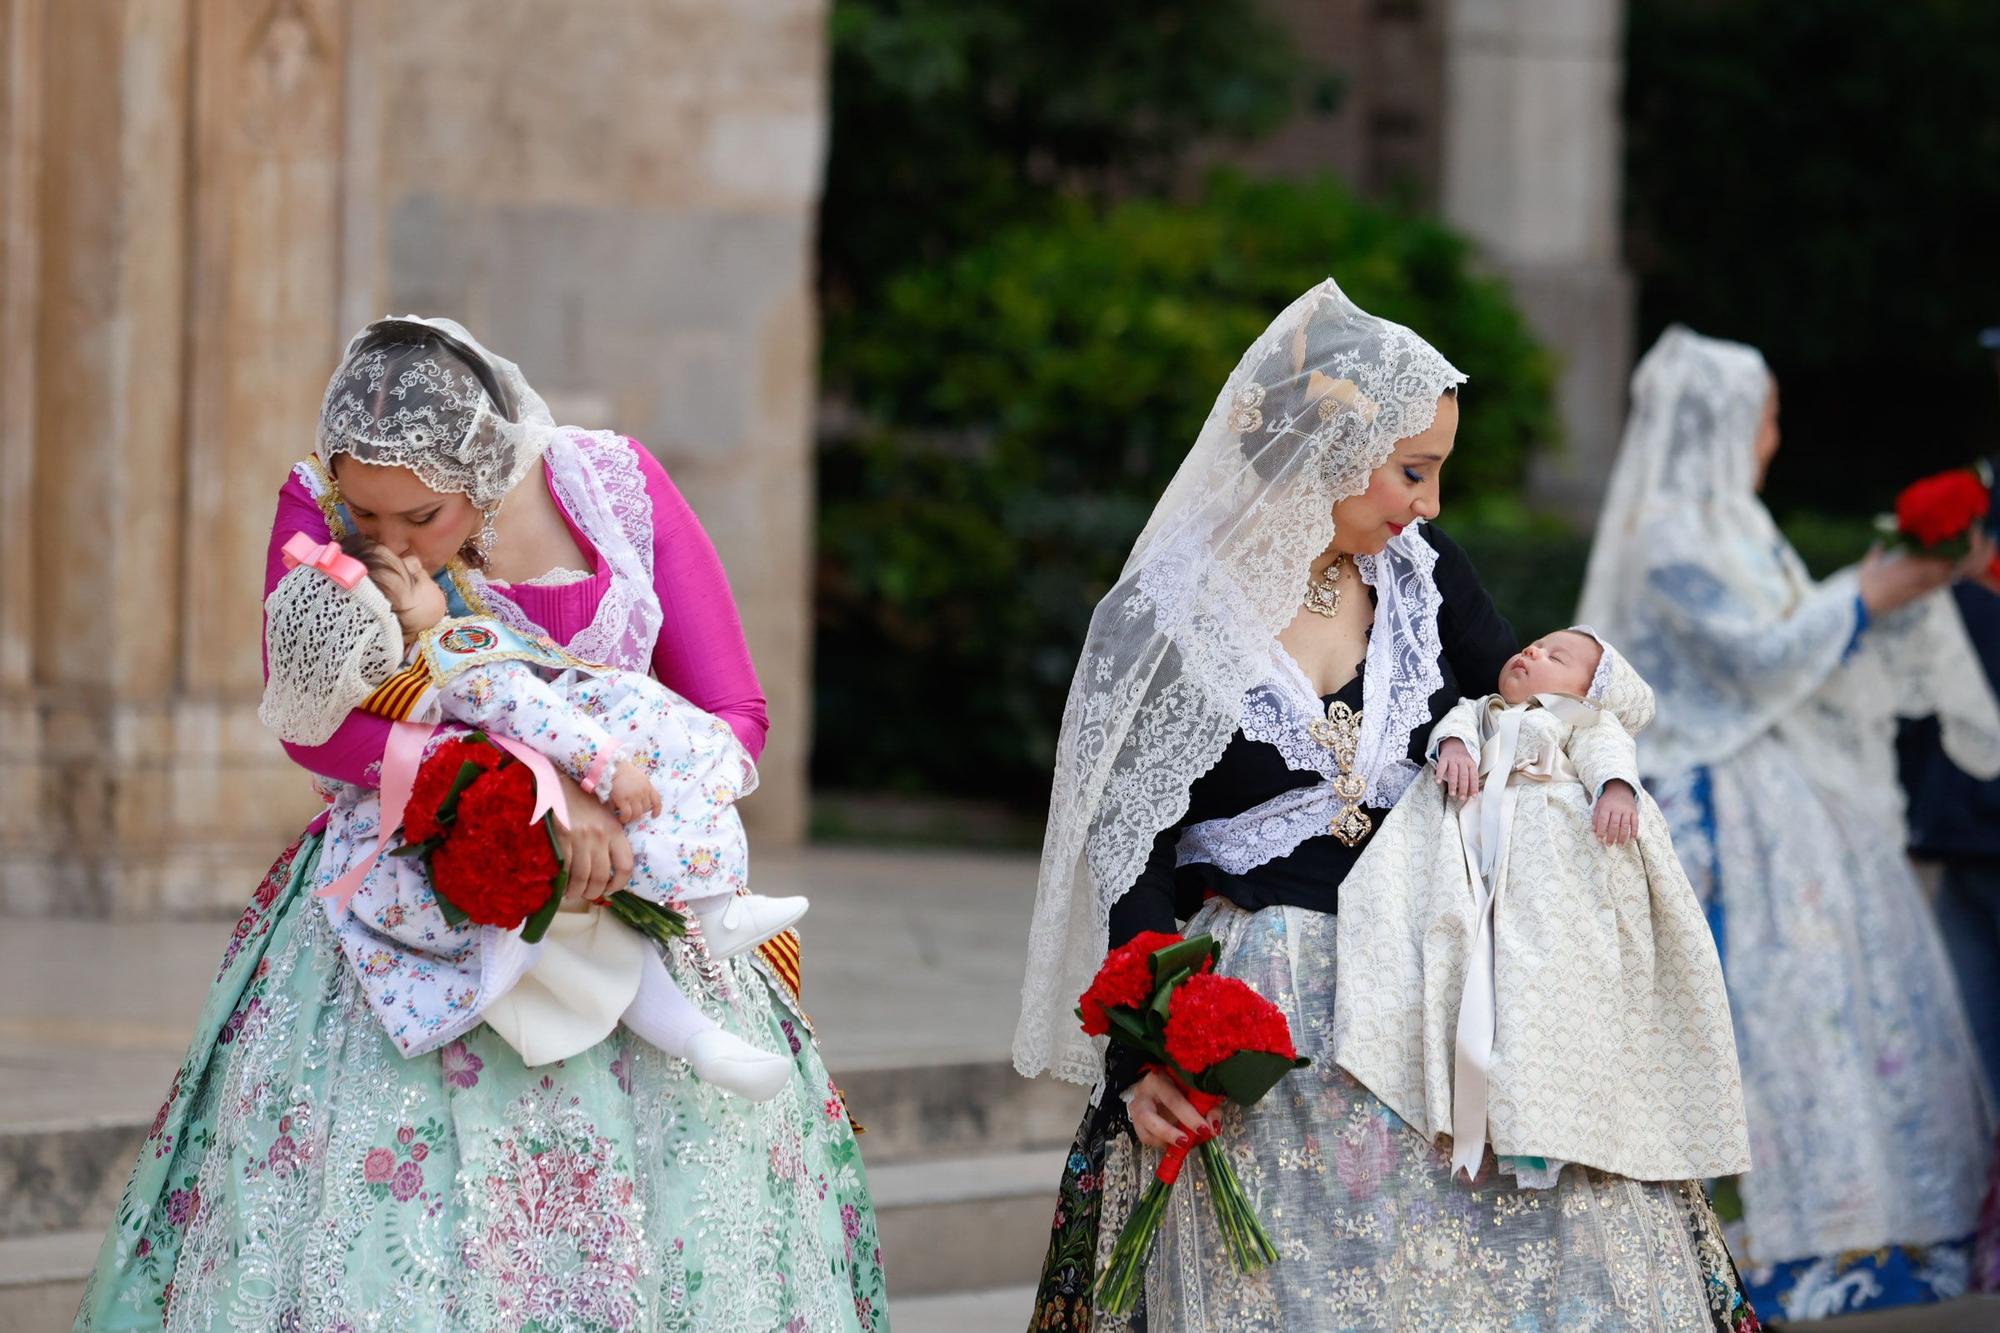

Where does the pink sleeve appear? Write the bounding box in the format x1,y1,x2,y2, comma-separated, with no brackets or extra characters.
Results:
264,473,392,787
628,441,772,760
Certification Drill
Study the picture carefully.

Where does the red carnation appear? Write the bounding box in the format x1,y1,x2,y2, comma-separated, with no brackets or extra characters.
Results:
1896,469,1990,549
1078,931,1189,1036
403,737,504,844
428,764,560,928
1163,973,1298,1075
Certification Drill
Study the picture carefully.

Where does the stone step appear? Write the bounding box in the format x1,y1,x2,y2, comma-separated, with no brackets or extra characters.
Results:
891,1283,1035,1333
836,1059,1085,1166
0,1228,93,1331
0,1059,1083,1241
0,1120,142,1244
872,1150,1056,1300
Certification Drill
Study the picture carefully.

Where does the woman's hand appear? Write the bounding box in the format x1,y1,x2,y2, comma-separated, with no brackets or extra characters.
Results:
1858,546,1954,616
554,771,634,905
1127,1069,1221,1151
1960,528,2000,593
1434,738,1480,800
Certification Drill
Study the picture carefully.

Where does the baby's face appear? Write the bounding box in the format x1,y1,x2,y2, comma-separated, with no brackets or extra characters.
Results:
1497,631,1601,704
375,552,449,637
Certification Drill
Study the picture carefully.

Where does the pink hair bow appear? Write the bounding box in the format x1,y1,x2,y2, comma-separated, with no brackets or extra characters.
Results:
282,531,366,590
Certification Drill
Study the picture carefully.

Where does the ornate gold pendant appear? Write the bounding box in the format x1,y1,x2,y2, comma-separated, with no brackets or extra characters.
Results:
1302,556,1344,619
1309,700,1373,846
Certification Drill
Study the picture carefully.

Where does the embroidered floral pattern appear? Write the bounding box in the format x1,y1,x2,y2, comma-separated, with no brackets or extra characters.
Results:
1030,902,1763,1331
76,832,887,1331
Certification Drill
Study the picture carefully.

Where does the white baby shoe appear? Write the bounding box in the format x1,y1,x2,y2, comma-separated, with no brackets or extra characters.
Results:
686,1028,792,1102
696,893,809,961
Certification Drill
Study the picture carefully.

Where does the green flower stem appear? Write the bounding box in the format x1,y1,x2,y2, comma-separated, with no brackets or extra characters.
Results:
1200,1140,1279,1271
1093,1177,1170,1315
604,892,689,948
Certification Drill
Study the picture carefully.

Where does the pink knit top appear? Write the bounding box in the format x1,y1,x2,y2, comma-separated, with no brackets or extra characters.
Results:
263,439,770,787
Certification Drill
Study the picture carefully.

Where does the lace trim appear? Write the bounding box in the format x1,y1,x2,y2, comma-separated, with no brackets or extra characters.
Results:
513,565,596,588
291,457,350,537
1354,528,1444,808
1241,653,1344,781
462,434,661,672
543,433,661,671
1175,782,1343,874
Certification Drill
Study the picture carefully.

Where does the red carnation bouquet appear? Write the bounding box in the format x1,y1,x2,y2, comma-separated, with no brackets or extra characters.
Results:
1079,931,1309,1313
390,734,685,946
1877,460,1994,563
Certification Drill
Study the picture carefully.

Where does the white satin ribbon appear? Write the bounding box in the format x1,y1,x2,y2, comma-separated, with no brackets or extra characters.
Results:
1449,695,1597,1181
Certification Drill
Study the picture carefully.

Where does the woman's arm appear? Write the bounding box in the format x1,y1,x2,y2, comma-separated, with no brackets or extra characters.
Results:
628,442,772,760
1101,827,1184,1095
263,474,392,787
1639,549,1861,737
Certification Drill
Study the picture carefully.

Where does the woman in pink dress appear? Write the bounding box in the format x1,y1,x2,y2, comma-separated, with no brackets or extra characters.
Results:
75,317,887,1332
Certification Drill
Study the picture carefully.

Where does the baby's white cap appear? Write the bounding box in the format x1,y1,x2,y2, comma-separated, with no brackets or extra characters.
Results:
1568,625,1656,733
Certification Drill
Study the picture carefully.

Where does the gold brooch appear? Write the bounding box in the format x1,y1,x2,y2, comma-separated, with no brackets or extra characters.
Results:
1309,700,1372,846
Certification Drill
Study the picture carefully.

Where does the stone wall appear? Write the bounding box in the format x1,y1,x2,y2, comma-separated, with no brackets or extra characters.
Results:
1441,0,1633,519
1231,0,1634,518
0,0,827,916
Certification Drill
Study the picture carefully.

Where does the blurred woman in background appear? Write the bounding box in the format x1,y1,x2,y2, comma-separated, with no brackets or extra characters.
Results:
1579,325,2000,1322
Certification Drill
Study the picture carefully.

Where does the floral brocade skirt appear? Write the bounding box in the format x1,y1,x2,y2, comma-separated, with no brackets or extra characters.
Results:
1029,902,1759,1333
75,832,889,1332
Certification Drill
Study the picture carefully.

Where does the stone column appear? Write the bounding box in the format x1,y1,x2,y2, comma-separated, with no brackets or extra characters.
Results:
2,0,827,918
1442,0,1633,518
338,0,827,845
0,0,46,899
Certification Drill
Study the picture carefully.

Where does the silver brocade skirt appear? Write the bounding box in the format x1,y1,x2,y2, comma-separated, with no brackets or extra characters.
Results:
1045,900,1757,1333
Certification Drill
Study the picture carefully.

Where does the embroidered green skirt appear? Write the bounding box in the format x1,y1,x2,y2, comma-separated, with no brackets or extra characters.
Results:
76,833,889,1332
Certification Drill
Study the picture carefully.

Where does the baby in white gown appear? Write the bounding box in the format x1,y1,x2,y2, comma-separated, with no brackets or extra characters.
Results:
1332,627,1750,1184
260,531,806,1100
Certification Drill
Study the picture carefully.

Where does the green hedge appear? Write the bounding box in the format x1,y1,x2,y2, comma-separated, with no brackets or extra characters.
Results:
814,173,1557,802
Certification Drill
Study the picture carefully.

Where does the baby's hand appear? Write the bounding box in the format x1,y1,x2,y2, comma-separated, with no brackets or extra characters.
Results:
607,760,663,825
1435,738,1480,800
1594,780,1638,846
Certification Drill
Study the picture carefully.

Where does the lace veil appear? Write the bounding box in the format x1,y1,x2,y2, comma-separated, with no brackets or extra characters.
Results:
1578,325,2000,788
317,316,560,513
1014,279,1466,1085
309,317,664,676
1575,326,1877,779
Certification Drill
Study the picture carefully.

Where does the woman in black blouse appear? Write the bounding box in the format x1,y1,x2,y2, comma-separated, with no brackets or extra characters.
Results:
1014,281,1759,1330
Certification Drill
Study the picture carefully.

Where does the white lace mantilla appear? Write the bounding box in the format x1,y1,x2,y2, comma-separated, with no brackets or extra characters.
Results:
1015,277,1466,1085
